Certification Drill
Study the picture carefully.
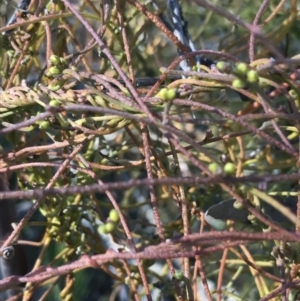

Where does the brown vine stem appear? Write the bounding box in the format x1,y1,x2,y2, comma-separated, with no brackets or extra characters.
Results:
297,143,300,233
159,67,235,82
3,173,300,202
57,23,91,72
114,0,135,84
139,122,178,301
0,162,82,173
1,231,300,291
43,19,53,68
263,0,286,24
249,0,270,62
6,40,30,89
217,248,228,301
121,260,140,301
192,0,251,29
196,256,212,301
240,245,268,297
22,235,51,301
167,137,190,279
0,13,73,34
229,247,280,282
196,214,213,301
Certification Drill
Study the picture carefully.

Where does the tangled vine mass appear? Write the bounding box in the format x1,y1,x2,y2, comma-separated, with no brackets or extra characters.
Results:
0,0,300,300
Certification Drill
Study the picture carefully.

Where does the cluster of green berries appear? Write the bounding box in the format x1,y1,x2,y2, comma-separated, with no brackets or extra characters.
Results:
45,202,92,251
155,87,178,101
45,55,72,91
46,54,69,77
208,161,236,175
98,209,120,234
217,61,259,89
36,99,62,129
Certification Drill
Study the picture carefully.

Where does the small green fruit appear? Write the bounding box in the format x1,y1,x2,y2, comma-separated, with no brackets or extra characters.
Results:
223,162,236,175
166,88,177,100
59,57,68,66
247,214,256,222
232,78,246,89
289,89,298,99
174,270,184,280
109,209,120,223
50,55,60,66
247,70,259,83
48,84,62,91
39,121,50,129
98,224,107,234
235,62,248,75
155,88,168,101
208,162,220,174
233,200,244,210
216,61,227,72
49,99,62,107
104,222,116,233
49,66,61,76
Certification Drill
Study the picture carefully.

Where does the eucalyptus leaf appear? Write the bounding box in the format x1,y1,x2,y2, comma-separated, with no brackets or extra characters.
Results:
205,196,297,230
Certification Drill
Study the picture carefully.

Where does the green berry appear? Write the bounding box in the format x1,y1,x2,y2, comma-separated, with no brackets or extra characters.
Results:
174,270,184,280
247,70,259,83
208,162,220,174
49,66,61,76
156,88,168,101
289,89,298,99
232,78,246,89
235,62,248,75
49,99,62,107
216,61,227,72
50,55,60,66
55,2,65,11
48,84,62,91
98,224,107,234
109,209,120,223
39,121,50,129
223,162,236,175
233,200,244,210
247,214,256,222
104,222,116,233
59,57,68,66
166,88,177,100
